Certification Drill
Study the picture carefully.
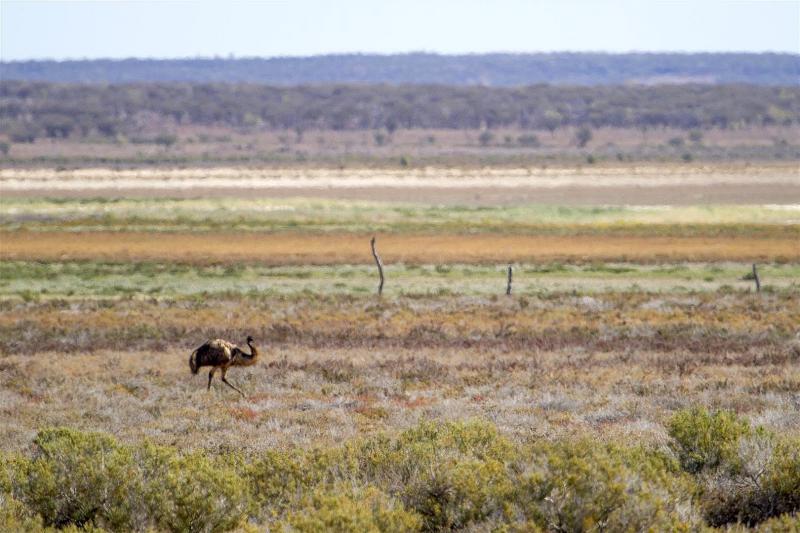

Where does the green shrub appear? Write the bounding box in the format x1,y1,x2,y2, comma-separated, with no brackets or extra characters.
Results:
718,436,800,527
6,429,252,532
517,134,540,147
1,452,44,531
18,427,140,530
247,448,342,514
0,492,47,532
754,512,800,531
146,450,250,533
3,420,795,531
402,457,514,530
514,441,698,531
668,407,752,473
669,408,800,527
722,512,800,532
281,486,422,532
0,452,13,493
344,421,518,530
766,438,800,518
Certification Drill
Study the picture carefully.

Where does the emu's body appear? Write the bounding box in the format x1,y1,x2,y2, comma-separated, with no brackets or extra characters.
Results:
189,336,258,396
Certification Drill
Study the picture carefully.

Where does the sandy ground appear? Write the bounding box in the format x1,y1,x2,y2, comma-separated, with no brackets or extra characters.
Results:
2,231,797,264
2,165,799,205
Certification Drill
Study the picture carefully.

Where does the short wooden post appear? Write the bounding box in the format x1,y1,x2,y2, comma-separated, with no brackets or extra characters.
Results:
506,265,513,295
752,263,761,293
371,236,384,296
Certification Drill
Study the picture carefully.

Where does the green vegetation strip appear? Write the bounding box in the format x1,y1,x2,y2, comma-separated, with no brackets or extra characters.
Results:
1,198,798,236
2,410,798,531
1,261,798,299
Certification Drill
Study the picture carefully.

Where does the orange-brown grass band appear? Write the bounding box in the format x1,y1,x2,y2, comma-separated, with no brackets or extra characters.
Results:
1,231,797,264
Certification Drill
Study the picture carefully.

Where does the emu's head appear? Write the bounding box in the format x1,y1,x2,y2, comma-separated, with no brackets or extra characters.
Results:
246,335,254,344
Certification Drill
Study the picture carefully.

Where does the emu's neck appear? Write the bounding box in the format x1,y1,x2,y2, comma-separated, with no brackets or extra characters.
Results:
236,341,259,366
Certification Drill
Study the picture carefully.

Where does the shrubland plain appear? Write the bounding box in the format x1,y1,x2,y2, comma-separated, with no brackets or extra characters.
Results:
1,163,799,531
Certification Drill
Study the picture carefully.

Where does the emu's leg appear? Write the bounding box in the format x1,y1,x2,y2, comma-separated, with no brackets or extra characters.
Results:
207,368,216,390
220,368,244,397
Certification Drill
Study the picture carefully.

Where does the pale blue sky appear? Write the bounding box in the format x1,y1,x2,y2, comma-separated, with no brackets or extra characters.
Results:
1,0,798,61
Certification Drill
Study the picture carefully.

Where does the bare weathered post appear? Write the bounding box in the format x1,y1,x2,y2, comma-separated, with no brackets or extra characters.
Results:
371,236,384,296
506,265,513,295
752,263,761,293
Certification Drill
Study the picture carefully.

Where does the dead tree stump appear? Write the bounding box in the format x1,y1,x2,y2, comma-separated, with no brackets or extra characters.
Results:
371,236,385,296
752,263,761,293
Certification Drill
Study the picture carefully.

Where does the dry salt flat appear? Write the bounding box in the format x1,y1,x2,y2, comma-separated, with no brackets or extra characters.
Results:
3,164,799,205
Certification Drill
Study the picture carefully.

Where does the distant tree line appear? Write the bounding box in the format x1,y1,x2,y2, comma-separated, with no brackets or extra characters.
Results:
2,53,798,85
1,81,798,142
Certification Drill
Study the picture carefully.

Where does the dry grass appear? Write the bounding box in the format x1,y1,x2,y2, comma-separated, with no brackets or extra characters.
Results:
1,343,798,456
1,290,797,359
2,290,794,457
2,230,797,265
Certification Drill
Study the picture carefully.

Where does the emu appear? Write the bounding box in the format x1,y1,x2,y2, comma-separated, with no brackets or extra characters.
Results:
189,336,259,396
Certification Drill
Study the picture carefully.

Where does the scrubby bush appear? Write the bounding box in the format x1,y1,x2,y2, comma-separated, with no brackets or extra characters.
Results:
247,448,339,514
755,512,800,531
708,435,800,527
514,441,699,531
144,449,250,533
281,486,422,532
3,419,797,531
669,408,800,527
352,420,517,530
668,407,752,474
402,457,514,530
250,420,519,529
1,484,47,532
766,438,800,518
17,427,141,530
517,134,540,147
340,422,513,530
3,429,249,532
